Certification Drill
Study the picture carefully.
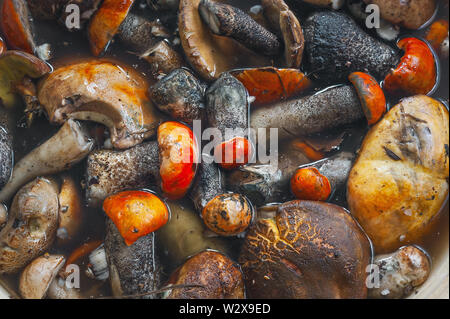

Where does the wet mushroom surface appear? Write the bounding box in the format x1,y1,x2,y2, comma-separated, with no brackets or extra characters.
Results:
0,0,448,300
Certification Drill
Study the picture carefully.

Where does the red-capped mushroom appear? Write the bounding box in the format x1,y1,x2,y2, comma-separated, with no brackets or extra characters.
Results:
290,167,332,201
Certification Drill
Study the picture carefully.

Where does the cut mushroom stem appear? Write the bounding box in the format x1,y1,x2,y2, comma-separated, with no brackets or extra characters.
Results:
87,244,109,281
369,246,431,299
198,0,281,56
0,119,94,203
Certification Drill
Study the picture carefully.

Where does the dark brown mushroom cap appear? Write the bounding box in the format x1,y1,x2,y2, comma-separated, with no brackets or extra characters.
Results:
166,250,245,299
239,200,372,299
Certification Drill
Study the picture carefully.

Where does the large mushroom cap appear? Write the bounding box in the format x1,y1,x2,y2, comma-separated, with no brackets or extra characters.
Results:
37,60,162,150
179,0,270,81
239,200,372,299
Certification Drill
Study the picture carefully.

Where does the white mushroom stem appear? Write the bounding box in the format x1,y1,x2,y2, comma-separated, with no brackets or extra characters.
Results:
0,119,94,203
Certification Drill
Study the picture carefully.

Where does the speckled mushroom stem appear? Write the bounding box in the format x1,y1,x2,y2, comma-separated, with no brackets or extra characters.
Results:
198,0,281,56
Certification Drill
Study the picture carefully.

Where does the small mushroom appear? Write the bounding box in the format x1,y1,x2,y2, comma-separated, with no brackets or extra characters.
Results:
198,0,281,56
364,0,436,30
369,246,431,299
426,19,449,57
179,0,269,81
103,190,169,246
0,177,60,274
290,167,332,201
158,121,198,200
0,50,50,108
56,175,84,247
0,119,94,203
37,60,162,150
140,40,185,77
19,254,65,299
150,68,205,125
165,251,245,299
262,0,304,68
0,0,36,54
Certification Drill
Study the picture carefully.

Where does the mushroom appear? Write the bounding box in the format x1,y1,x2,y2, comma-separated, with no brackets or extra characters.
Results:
105,217,162,298
0,36,6,54
426,19,449,58
364,0,436,30
19,254,65,299
0,107,13,190
0,119,94,203
0,50,50,108
348,95,449,253
206,73,252,170
0,204,6,229
88,0,170,56
165,251,245,299
103,190,169,246
56,175,84,247
290,167,332,201
191,158,254,237
239,200,372,298
37,60,162,150
150,68,205,125
261,0,304,68
198,0,281,57
85,141,160,208
0,177,60,274
179,0,269,81
158,121,198,200
0,0,36,54
369,246,431,299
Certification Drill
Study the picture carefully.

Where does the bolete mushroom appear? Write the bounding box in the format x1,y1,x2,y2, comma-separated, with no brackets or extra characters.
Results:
0,50,50,108
239,200,372,299
179,0,269,81
0,177,60,274
0,119,94,203
19,254,65,299
37,60,162,150
348,95,449,253
165,251,245,299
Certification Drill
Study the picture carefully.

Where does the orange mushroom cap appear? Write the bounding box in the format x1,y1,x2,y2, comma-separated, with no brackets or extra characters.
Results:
426,19,449,51
103,190,169,246
158,121,198,200
349,72,387,126
291,167,331,201
384,37,437,97
214,136,253,170
231,67,312,107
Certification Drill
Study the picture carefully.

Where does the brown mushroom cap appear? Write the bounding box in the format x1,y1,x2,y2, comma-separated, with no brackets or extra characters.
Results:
37,60,162,150
19,254,65,299
179,0,270,81
0,177,60,274
239,200,372,299
0,50,51,108
166,250,245,299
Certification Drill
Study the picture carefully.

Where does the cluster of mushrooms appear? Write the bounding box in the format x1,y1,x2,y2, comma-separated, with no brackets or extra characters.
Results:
0,0,449,299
